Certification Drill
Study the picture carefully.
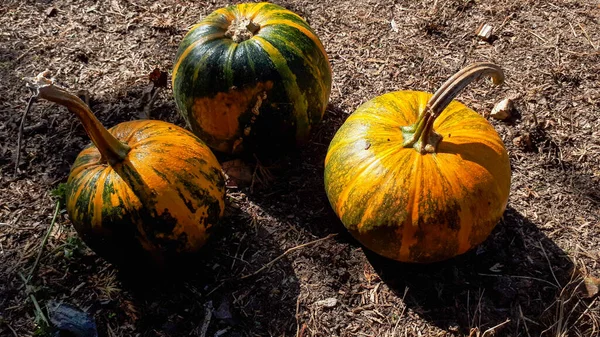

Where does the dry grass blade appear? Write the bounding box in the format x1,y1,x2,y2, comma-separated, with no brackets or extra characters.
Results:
18,272,48,326
250,155,275,193
480,319,510,337
478,273,559,289
14,200,61,331
240,234,337,279
26,201,60,283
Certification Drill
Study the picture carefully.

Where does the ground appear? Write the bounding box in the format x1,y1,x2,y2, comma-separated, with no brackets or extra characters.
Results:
1,0,599,336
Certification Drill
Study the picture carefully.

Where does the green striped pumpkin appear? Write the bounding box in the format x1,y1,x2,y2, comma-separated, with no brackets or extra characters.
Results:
66,120,226,267
27,72,226,268
172,2,332,155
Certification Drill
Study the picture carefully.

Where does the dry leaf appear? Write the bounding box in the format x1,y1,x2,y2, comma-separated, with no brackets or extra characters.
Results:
148,67,168,88
222,159,253,188
513,133,532,150
582,276,600,298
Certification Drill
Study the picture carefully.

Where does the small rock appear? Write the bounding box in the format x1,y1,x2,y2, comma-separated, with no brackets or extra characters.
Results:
314,297,338,308
46,7,57,17
390,19,399,33
491,98,514,120
214,300,232,320
48,301,98,337
476,23,493,41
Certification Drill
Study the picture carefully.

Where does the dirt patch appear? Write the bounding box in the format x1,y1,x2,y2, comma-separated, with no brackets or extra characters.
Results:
1,0,599,336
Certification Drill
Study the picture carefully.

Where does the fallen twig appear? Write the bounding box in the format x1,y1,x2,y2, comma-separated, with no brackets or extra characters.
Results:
15,94,37,174
538,240,561,287
241,234,337,279
478,273,559,289
250,155,274,193
481,319,511,337
198,301,213,337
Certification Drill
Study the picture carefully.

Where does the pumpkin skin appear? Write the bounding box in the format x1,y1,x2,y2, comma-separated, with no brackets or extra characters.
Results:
324,82,511,263
66,120,226,265
172,2,332,155
27,73,226,267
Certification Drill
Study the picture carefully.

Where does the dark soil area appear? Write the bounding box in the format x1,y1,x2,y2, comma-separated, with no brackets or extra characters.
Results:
1,1,599,336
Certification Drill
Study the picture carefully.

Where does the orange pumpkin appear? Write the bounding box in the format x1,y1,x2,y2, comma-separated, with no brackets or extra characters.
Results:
26,72,226,267
324,63,511,263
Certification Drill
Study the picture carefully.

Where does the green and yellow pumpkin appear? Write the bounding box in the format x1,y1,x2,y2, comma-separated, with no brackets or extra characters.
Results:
324,63,511,263
172,2,332,155
27,72,226,267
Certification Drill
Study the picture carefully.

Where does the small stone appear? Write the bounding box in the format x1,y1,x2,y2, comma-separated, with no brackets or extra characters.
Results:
314,297,338,308
46,7,57,17
390,19,399,33
48,301,98,337
491,98,514,120
214,300,233,320
476,23,493,41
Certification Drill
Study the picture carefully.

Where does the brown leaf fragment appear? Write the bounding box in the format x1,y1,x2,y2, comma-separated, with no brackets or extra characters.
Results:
581,276,600,298
222,159,253,188
148,67,167,88
513,133,532,150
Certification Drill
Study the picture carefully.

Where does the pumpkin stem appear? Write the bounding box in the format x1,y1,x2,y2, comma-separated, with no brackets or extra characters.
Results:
402,62,504,154
24,71,131,166
225,17,260,43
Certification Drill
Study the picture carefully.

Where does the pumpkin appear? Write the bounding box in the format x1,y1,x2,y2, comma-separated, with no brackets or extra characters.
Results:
172,2,332,155
324,63,511,263
26,72,226,267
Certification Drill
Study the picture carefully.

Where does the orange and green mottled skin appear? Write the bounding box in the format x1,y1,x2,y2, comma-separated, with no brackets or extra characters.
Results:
324,91,511,263
172,2,332,154
66,120,226,265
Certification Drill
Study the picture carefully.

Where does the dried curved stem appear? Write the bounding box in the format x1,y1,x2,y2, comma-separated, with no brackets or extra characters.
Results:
25,72,130,166
426,63,504,118
402,63,505,154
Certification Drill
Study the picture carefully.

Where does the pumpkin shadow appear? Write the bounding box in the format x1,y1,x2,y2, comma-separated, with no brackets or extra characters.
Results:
108,204,301,337
241,105,349,234
364,206,576,336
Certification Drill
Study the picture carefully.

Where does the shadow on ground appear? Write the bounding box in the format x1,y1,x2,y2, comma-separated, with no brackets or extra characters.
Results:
365,206,576,336
244,107,582,336
73,204,301,337
2,83,301,337
242,105,349,236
